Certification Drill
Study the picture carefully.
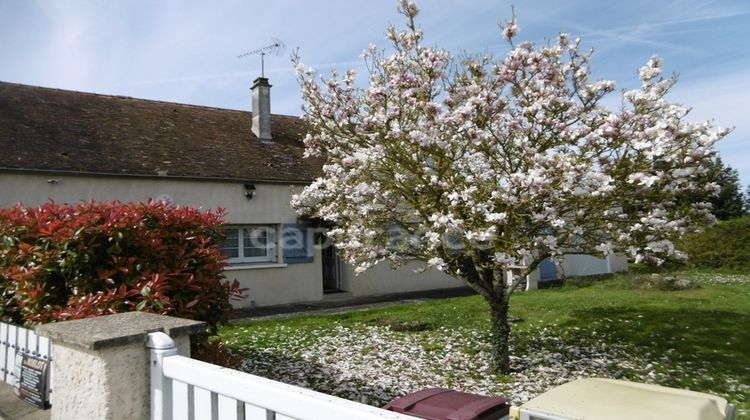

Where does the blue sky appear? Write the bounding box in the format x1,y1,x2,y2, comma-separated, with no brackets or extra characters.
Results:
1,0,748,186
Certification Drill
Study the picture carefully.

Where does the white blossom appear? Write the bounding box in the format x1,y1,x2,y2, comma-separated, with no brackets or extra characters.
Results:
501,16,519,40
291,0,728,369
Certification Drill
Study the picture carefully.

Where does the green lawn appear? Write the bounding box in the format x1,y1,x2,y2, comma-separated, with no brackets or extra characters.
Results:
221,270,750,417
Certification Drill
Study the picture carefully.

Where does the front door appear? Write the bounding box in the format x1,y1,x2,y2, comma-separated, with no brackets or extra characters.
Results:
322,243,341,292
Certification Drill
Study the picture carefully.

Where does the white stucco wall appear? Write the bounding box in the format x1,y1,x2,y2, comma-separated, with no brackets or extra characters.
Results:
558,254,629,277
0,172,466,307
608,254,629,272
0,172,302,223
226,249,324,308
560,255,608,277
343,260,464,297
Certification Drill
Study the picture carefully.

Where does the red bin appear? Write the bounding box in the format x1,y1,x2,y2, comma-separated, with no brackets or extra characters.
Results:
384,388,511,420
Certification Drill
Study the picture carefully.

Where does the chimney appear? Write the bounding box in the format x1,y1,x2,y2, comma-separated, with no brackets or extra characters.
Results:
251,77,272,141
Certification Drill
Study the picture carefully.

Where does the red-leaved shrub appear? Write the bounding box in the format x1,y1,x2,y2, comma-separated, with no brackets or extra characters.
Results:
0,201,245,333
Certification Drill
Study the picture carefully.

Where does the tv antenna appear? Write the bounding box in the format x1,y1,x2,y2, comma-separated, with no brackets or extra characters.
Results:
238,38,285,78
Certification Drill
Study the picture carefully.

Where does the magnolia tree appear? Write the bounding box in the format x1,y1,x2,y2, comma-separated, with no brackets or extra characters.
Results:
292,1,728,372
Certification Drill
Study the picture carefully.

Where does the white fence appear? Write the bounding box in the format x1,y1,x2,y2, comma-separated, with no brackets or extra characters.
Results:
0,321,53,403
148,332,417,420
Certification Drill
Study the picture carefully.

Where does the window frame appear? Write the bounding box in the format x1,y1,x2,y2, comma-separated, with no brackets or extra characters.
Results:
221,224,278,264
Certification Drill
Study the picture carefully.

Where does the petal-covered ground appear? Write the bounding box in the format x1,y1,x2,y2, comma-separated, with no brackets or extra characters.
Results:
234,324,652,406
224,273,750,417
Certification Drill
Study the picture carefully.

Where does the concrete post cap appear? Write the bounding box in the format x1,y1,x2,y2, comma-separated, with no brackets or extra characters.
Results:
35,312,206,351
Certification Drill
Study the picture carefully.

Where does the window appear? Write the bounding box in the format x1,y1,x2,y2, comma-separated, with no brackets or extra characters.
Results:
221,225,277,264
282,224,314,264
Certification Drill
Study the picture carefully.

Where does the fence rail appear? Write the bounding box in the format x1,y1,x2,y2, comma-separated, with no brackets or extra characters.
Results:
148,332,416,420
0,321,53,403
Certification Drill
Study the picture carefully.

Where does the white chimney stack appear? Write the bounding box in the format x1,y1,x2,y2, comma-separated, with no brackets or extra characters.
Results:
251,77,272,141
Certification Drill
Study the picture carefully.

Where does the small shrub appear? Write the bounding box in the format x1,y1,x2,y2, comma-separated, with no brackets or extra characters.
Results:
0,201,245,333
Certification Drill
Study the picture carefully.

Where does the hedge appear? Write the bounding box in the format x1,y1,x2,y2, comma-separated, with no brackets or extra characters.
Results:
677,216,750,270
0,201,245,333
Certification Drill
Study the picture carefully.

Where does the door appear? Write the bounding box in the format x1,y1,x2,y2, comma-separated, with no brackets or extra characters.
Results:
322,244,342,292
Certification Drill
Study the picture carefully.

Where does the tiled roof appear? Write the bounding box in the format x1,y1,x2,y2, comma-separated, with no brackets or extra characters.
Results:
0,81,323,183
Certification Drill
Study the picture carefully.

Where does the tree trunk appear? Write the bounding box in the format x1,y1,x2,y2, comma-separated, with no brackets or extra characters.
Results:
455,257,513,373
485,295,511,373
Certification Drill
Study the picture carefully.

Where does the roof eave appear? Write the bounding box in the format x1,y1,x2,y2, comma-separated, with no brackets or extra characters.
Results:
0,167,314,185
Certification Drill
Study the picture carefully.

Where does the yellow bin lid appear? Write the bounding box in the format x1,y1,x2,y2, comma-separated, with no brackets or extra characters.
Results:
515,378,732,420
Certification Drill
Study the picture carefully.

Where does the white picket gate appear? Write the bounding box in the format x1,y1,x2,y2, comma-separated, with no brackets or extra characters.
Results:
0,321,53,403
147,332,417,420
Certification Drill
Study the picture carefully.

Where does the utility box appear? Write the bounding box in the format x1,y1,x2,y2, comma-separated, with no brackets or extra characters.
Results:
384,388,511,420
509,378,735,420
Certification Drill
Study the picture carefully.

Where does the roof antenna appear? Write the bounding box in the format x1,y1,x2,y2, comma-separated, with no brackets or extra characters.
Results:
238,38,285,78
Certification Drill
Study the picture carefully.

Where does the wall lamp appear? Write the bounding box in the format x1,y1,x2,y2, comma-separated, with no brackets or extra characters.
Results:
244,183,256,200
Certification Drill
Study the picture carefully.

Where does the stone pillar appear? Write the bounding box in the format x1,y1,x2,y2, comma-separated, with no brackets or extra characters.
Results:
35,312,206,420
525,268,540,291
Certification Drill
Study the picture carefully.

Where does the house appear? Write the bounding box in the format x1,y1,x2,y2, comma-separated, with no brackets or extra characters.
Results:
0,80,626,308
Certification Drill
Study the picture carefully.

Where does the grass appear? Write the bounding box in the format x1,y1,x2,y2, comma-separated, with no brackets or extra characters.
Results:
221,270,750,417
520,273,750,390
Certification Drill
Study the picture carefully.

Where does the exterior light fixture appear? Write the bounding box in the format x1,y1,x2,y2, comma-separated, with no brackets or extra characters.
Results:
244,184,256,200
